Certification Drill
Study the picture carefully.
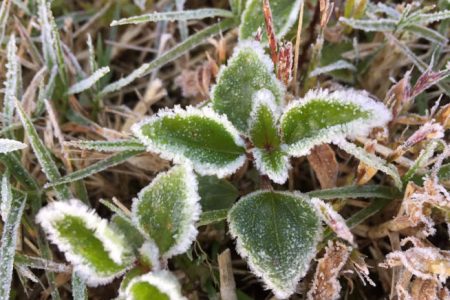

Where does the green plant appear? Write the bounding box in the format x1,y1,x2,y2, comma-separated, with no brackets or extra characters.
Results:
1,0,450,299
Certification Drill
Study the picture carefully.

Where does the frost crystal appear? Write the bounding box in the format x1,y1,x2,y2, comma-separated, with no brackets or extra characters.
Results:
36,199,134,286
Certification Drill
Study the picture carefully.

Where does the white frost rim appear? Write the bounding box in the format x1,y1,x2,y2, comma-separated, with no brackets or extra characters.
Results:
228,190,323,299
125,270,187,300
131,163,202,259
131,105,247,178
252,147,290,185
281,89,392,157
35,199,132,286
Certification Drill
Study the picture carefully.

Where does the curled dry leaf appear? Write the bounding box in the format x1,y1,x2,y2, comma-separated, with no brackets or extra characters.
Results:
311,198,355,245
348,250,376,287
307,240,350,300
307,144,338,189
381,238,450,283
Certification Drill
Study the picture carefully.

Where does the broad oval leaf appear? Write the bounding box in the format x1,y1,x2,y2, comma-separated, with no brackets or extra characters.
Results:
132,164,201,258
123,270,186,300
228,190,322,298
248,89,289,184
280,89,391,157
36,199,134,286
240,0,303,41
132,106,246,178
211,41,285,133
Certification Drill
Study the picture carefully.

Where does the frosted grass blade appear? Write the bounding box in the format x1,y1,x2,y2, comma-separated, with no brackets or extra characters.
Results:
111,8,234,26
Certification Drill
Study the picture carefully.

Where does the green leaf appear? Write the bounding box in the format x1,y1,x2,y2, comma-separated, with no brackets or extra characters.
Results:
111,214,146,254
280,89,391,157
132,106,246,178
228,190,322,298
111,8,234,26
248,90,289,184
239,0,303,41
122,270,186,300
132,164,201,258
212,41,285,133
36,199,134,286
197,209,229,227
0,193,27,300
198,175,238,211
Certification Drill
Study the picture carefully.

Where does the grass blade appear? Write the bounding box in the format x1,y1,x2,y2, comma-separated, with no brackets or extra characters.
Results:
4,34,22,129
15,100,71,199
306,185,402,200
111,8,234,26
44,150,143,188
64,139,145,152
101,18,237,95
0,194,27,300
72,273,87,300
67,67,110,95
0,154,40,191
0,0,11,45
197,209,228,227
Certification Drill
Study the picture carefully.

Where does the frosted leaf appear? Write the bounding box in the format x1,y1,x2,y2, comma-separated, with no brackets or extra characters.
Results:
280,89,392,158
67,67,110,95
228,190,322,298
382,244,450,283
132,164,201,258
307,241,350,300
0,0,12,45
339,17,397,31
0,139,27,154
0,193,26,300
139,241,161,271
131,106,246,178
123,270,187,300
36,199,135,286
111,8,233,26
240,0,303,41
3,34,22,126
334,139,402,189
212,40,285,133
309,60,356,77
1,173,12,222
248,89,289,184
311,198,355,246
38,0,56,66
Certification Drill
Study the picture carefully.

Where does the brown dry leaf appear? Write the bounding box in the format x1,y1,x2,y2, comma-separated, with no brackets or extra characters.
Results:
312,198,355,245
307,240,350,300
356,140,378,185
307,144,338,188
410,278,438,300
127,153,170,173
348,249,375,286
381,238,450,282
122,78,167,131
